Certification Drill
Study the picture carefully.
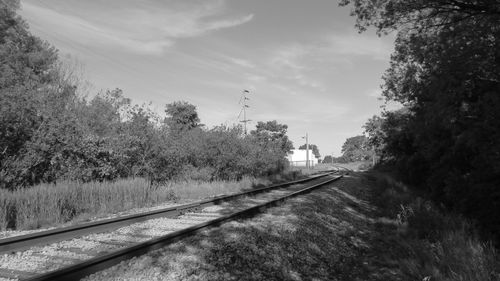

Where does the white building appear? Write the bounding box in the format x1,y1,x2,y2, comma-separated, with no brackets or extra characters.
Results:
287,149,318,167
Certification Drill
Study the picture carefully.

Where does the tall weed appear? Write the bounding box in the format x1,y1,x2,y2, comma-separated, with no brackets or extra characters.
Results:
0,176,267,231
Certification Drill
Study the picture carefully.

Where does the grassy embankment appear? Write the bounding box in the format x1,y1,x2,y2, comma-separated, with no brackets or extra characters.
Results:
288,161,369,175
0,171,302,232
362,171,499,280
80,166,498,280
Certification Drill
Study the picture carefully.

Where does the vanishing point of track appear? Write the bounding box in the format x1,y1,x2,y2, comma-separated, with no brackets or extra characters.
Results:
0,171,344,281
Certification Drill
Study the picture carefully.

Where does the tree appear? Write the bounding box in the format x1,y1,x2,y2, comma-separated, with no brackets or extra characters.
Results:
0,0,19,10
323,155,333,164
0,1,58,158
298,144,321,158
342,0,500,239
250,120,294,154
0,2,62,188
363,115,384,151
339,0,500,35
341,135,372,162
79,89,130,137
0,3,300,188
164,101,200,133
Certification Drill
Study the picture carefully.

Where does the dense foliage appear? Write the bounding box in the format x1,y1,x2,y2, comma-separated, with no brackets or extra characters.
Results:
0,3,291,189
298,144,321,158
342,0,500,238
340,135,372,162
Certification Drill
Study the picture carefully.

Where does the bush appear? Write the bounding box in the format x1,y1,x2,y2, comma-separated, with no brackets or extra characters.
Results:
0,4,291,188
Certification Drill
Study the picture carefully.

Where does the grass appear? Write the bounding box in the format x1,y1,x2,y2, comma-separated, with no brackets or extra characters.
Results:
78,168,500,280
0,176,276,232
76,170,499,280
289,163,341,175
363,171,499,281
163,176,265,200
334,161,373,171
82,176,377,281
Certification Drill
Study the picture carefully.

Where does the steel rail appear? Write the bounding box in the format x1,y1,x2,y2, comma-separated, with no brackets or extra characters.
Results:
0,172,336,254
23,174,342,281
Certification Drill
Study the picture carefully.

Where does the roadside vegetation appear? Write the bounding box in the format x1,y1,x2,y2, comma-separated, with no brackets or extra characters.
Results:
80,170,498,281
0,176,274,231
360,172,499,281
322,135,374,170
337,1,500,276
83,175,377,281
339,0,500,242
0,2,298,231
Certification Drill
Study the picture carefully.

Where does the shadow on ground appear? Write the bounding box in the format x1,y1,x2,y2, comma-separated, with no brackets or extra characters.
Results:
86,173,409,281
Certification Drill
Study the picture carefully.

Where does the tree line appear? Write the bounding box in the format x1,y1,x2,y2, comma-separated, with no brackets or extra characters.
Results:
0,2,293,189
341,0,500,239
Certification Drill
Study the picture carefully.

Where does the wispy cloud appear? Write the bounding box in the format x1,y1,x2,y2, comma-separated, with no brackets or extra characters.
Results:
268,33,393,73
327,33,394,60
204,14,254,33
245,74,266,82
226,56,256,68
21,0,253,55
267,44,327,92
260,31,394,96
269,45,310,71
211,53,256,69
366,88,382,98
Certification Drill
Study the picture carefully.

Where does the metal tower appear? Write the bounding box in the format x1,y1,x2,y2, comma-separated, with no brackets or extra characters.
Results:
238,89,251,135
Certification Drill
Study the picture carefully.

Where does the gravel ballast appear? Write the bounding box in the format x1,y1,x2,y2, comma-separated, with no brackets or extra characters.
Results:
0,181,318,281
82,174,405,281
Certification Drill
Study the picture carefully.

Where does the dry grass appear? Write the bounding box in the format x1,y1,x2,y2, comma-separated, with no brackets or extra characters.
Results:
78,171,498,281
163,176,267,200
289,163,338,175
0,176,270,231
82,178,376,281
334,161,372,171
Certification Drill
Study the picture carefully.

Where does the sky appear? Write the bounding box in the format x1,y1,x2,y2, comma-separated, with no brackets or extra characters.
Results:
19,0,397,157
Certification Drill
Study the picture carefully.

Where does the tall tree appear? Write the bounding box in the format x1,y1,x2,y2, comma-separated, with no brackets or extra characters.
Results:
322,155,334,164
0,1,61,188
164,101,200,133
342,0,500,238
250,120,294,154
0,0,19,10
82,89,130,137
341,135,372,162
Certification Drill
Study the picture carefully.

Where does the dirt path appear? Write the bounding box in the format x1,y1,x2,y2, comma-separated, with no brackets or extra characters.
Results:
85,173,407,281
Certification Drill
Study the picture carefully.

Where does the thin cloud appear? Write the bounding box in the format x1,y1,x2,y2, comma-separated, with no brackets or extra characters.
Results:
262,32,393,97
214,53,256,69
204,14,254,33
245,74,266,82
227,56,256,69
267,44,327,92
366,88,382,98
21,0,254,55
269,45,308,70
327,33,394,60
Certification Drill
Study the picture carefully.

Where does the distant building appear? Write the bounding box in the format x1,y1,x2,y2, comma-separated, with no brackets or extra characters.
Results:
287,149,318,167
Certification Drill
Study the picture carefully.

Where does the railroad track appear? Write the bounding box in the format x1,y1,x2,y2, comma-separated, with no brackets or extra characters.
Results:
331,164,352,173
0,171,343,281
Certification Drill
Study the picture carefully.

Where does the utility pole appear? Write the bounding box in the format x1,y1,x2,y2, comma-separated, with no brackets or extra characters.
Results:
238,90,251,135
303,133,309,169
372,146,376,167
